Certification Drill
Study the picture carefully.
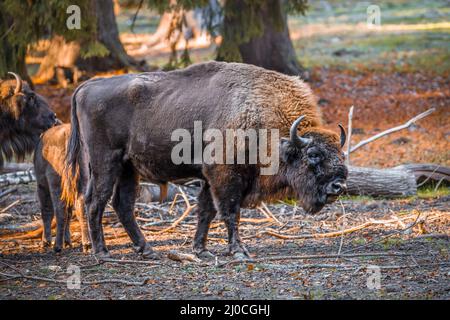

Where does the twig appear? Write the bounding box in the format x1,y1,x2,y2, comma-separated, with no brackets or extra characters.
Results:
416,164,442,187
346,105,354,166
167,250,201,263
0,272,149,286
336,200,346,256
101,258,161,266
149,188,196,234
1,199,21,214
258,202,282,226
347,108,435,154
0,187,17,200
414,233,449,240
262,213,422,240
130,0,144,33
343,210,423,254
0,260,150,286
220,252,411,267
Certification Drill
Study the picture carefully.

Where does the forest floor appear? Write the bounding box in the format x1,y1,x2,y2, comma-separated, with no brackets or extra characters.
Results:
0,184,449,300
1,0,449,300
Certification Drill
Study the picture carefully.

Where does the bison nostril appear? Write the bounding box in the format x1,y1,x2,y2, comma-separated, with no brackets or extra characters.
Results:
329,181,346,195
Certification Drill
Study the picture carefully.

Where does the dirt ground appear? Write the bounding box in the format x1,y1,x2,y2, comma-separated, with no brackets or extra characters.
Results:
0,183,449,300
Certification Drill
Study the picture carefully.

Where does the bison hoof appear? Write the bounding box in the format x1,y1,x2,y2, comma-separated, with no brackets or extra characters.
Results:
141,250,160,260
232,252,250,261
82,243,92,254
53,246,62,253
64,241,72,249
95,250,112,261
137,244,160,260
196,250,215,260
41,240,52,249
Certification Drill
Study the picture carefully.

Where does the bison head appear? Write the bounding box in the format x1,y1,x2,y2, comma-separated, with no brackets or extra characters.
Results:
0,72,57,134
0,72,57,167
280,116,348,214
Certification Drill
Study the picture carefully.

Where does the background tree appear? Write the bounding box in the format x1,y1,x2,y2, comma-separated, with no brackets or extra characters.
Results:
217,0,307,76
146,0,308,76
0,0,94,84
0,0,146,86
34,0,148,85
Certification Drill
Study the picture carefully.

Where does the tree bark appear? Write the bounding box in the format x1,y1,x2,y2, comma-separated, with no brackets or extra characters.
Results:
218,0,304,76
346,166,417,197
80,0,147,72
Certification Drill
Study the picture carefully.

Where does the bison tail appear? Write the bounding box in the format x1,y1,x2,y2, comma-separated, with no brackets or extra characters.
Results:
61,85,84,207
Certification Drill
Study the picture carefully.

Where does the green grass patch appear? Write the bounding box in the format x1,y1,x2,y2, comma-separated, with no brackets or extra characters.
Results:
417,184,450,198
290,0,450,75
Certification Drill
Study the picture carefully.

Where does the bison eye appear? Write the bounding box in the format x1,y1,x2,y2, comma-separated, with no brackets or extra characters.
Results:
307,150,322,165
27,94,35,105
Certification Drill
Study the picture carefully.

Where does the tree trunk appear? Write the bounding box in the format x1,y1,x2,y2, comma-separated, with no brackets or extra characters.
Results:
80,0,147,72
346,166,417,197
33,0,147,84
218,0,304,76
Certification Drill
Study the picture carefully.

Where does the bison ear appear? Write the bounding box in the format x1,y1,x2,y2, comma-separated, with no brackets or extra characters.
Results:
280,138,301,164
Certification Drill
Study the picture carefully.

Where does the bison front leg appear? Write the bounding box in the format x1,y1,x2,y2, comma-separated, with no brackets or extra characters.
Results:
111,162,158,259
193,183,217,259
205,168,250,260
37,184,53,248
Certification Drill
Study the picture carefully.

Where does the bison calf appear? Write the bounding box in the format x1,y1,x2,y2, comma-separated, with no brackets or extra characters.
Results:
34,123,90,252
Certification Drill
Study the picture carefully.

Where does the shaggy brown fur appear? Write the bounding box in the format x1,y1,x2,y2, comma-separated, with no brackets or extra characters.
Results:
65,61,347,259
0,76,57,167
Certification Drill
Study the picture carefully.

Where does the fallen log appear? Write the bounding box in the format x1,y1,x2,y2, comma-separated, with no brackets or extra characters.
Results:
0,162,33,174
346,165,417,197
0,165,446,199
0,170,35,187
0,220,45,237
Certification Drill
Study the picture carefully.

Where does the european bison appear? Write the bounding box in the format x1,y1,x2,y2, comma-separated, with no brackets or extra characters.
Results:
65,61,347,260
34,123,90,252
0,72,57,167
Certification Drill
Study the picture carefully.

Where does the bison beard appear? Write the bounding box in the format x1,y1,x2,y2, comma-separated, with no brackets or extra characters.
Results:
64,61,347,260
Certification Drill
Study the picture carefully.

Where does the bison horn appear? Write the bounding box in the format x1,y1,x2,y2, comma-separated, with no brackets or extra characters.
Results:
7,72,23,94
338,124,346,148
290,115,312,148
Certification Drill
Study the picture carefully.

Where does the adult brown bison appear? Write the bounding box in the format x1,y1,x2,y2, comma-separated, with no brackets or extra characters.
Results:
65,62,347,260
34,123,90,253
0,72,57,167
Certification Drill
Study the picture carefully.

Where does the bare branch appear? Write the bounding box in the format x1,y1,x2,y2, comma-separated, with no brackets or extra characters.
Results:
220,252,411,267
347,108,435,155
346,105,354,166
